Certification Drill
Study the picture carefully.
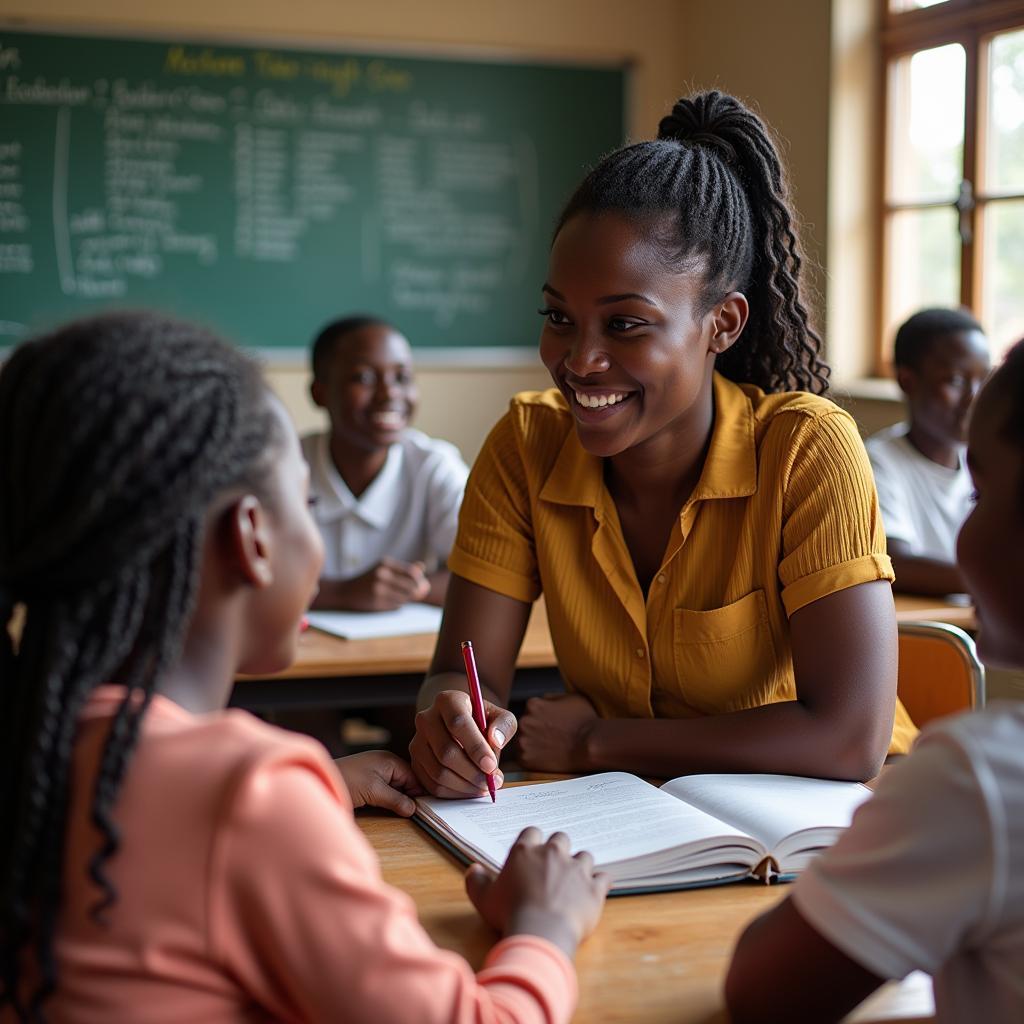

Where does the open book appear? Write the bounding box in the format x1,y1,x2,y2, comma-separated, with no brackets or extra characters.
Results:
415,772,871,894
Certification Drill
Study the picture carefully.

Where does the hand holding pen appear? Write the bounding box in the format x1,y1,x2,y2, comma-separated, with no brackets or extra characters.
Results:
408,645,517,799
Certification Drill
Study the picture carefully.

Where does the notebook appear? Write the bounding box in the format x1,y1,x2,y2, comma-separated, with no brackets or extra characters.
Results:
305,603,443,640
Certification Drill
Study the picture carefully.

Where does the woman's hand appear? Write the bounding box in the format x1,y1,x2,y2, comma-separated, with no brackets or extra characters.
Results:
517,693,599,773
465,827,610,960
408,689,517,798
334,750,424,816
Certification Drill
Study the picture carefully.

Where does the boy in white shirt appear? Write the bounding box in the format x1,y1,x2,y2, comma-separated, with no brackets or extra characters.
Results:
302,316,468,611
866,308,989,596
724,337,1024,1023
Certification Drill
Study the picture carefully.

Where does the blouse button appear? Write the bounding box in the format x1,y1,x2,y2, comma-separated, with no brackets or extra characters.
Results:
656,573,666,584
635,648,645,658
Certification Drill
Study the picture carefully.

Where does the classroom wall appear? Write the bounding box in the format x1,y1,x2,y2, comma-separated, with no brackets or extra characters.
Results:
1,0,902,455
2,0,687,460
677,0,832,336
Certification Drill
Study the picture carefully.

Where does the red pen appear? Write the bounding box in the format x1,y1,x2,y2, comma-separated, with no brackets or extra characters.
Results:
461,640,497,803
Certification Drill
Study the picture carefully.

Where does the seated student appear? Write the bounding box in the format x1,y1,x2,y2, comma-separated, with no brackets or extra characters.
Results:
303,315,469,611
724,337,1024,1023
867,307,990,596
0,312,609,1023
408,90,915,800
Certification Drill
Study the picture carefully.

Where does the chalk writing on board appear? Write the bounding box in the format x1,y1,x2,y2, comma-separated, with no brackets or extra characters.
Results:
0,31,623,348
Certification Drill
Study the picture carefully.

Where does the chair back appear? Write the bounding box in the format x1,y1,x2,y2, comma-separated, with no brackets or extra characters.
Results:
897,620,985,728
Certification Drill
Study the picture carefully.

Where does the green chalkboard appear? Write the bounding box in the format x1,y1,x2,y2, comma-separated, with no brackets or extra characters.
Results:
0,28,624,353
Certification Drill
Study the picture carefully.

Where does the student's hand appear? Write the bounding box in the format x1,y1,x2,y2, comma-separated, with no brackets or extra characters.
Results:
336,558,431,611
465,827,610,960
333,751,424,817
517,694,599,773
409,690,516,798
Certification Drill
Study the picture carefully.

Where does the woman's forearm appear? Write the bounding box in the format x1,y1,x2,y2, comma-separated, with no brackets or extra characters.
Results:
416,672,503,712
583,701,888,782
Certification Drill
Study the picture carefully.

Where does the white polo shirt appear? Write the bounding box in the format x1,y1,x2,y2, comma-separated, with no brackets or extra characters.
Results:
791,703,1024,1023
301,429,469,580
866,423,973,562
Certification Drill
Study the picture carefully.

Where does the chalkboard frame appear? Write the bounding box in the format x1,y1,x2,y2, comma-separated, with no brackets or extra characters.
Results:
0,21,630,365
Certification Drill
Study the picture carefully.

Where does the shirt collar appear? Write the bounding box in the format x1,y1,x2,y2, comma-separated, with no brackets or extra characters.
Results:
539,373,757,510
313,433,403,530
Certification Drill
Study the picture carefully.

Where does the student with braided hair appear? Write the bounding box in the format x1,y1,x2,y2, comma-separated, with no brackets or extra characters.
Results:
410,90,915,799
0,312,608,1022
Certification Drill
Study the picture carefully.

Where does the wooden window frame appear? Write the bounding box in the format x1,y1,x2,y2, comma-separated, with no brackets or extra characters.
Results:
877,0,1024,373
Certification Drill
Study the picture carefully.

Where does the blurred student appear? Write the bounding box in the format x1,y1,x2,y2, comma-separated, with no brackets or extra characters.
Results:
0,312,608,1023
303,315,468,611
725,337,1024,1023
867,308,989,596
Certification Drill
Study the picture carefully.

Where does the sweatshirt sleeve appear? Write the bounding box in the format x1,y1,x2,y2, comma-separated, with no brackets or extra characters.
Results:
207,748,577,1024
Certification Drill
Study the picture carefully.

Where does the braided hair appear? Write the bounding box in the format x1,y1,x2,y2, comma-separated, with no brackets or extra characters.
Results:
0,312,280,1020
557,90,829,394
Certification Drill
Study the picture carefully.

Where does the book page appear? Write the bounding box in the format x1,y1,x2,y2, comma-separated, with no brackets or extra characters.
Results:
660,774,871,854
305,603,442,639
416,773,756,872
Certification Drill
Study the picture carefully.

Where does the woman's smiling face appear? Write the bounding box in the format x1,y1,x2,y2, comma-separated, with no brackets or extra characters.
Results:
538,211,743,460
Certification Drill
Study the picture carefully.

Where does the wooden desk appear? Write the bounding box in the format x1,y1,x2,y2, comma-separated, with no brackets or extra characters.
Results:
358,810,934,1024
230,592,975,713
893,594,976,632
230,599,560,712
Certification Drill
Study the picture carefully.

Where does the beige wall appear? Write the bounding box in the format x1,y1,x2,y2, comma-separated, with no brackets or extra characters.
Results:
2,1,902,453
677,0,832,336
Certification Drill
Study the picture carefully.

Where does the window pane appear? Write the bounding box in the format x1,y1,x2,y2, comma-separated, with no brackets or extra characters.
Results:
890,0,952,10
982,199,1024,360
888,43,965,202
886,207,961,341
985,27,1024,193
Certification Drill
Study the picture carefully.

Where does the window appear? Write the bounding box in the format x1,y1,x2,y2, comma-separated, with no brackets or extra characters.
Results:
881,0,1024,368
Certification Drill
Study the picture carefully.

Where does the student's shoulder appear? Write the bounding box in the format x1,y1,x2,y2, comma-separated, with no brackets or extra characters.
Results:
169,709,344,810
399,427,468,471
919,702,1024,785
299,429,327,462
864,423,911,464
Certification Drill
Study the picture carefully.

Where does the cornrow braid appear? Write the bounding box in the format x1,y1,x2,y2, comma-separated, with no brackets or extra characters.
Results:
0,312,280,1021
557,89,829,394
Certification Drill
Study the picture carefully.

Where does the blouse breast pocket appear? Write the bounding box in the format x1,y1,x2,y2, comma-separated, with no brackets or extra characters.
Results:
672,590,777,714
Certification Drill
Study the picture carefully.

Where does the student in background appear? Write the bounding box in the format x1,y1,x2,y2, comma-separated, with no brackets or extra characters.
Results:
867,307,990,596
410,90,915,801
303,315,468,611
0,312,608,1023
725,337,1024,1023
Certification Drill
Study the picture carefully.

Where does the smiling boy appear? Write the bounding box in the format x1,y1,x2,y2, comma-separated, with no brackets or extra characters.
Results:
866,308,990,596
301,316,468,611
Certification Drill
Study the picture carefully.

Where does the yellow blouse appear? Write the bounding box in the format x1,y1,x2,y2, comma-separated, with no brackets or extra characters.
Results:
449,374,916,755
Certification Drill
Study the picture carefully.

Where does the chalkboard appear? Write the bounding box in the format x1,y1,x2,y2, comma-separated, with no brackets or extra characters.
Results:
0,28,624,354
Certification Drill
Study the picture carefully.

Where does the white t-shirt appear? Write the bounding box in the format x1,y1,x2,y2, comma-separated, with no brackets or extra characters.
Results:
791,703,1024,1023
301,429,469,580
865,423,973,562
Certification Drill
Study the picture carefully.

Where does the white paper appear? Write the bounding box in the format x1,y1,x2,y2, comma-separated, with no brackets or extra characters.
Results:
305,603,443,640
660,773,871,853
417,772,752,871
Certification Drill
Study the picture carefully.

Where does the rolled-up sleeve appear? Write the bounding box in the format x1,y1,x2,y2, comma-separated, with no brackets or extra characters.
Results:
778,411,895,617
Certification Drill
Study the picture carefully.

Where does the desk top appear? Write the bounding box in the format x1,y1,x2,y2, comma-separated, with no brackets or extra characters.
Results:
892,593,976,631
240,598,557,681
357,810,933,1023
243,592,975,683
